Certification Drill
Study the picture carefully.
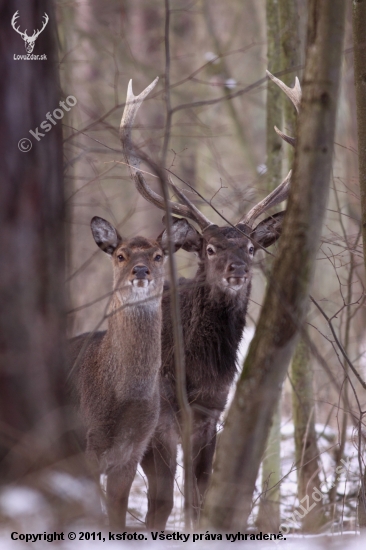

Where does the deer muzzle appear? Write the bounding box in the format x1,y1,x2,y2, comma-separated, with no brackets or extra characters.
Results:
225,262,249,289
131,264,151,288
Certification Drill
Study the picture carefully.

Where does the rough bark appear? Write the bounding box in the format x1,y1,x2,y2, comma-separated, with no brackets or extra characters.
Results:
202,0,346,531
279,0,325,532
0,0,77,484
352,0,366,528
291,337,325,532
256,0,282,530
279,0,301,164
265,0,282,192
256,399,281,531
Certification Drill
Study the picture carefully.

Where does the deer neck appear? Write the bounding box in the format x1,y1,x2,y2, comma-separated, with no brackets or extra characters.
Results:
103,295,162,395
176,275,250,383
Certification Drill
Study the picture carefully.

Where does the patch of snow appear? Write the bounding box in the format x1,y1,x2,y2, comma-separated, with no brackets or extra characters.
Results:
0,487,46,517
46,472,100,515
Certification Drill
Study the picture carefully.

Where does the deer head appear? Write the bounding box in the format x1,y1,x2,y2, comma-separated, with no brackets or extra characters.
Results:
119,75,300,298
90,216,167,307
90,216,192,305
11,11,49,54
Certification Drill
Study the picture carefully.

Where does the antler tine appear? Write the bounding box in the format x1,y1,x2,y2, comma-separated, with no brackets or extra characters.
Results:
273,126,296,147
239,71,301,228
266,70,301,113
266,70,302,147
120,78,213,231
120,77,159,174
239,170,292,227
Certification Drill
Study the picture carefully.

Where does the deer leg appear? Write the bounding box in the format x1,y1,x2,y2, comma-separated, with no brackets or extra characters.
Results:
106,457,138,529
140,446,157,524
141,437,177,529
191,420,217,523
104,400,159,529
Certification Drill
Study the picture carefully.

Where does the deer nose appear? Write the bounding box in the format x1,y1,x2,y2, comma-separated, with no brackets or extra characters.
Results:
132,265,150,279
228,262,248,274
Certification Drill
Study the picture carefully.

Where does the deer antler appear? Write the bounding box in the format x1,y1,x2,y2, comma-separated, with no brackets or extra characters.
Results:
11,11,26,39
266,70,302,147
32,13,49,40
120,79,213,231
239,170,292,227
238,72,302,227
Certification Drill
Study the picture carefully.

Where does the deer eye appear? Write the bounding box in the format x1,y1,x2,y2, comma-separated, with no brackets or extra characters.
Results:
249,246,254,255
154,254,163,262
117,254,125,262
206,246,216,256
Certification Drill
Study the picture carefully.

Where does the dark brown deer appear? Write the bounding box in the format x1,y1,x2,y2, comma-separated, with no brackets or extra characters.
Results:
70,216,173,528
119,72,300,528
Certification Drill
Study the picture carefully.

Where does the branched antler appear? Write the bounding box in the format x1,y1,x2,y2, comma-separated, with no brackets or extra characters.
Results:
266,70,302,147
239,170,292,227
120,79,213,231
238,72,303,227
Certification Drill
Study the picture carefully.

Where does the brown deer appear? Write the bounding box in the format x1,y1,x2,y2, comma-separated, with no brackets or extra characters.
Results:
118,71,300,528
70,216,174,529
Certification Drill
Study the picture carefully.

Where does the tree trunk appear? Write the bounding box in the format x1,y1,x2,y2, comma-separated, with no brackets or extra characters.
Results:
278,0,325,532
0,0,78,486
291,337,325,532
352,1,366,527
202,0,346,531
256,1,282,531
256,399,281,531
265,0,282,192
279,0,301,165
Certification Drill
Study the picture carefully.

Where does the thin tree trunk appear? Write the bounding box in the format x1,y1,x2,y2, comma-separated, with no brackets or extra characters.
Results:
256,0,282,531
202,0,346,531
163,0,193,528
279,0,325,533
291,337,325,532
256,399,281,531
0,0,78,489
279,0,301,165
265,0,282,192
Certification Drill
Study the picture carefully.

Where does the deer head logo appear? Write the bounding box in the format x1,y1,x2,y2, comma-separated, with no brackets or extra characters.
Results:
11,11,49,54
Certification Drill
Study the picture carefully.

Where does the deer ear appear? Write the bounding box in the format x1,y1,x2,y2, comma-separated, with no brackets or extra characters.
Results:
157,216,202,254
91,216,122,255
250,211,285,249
